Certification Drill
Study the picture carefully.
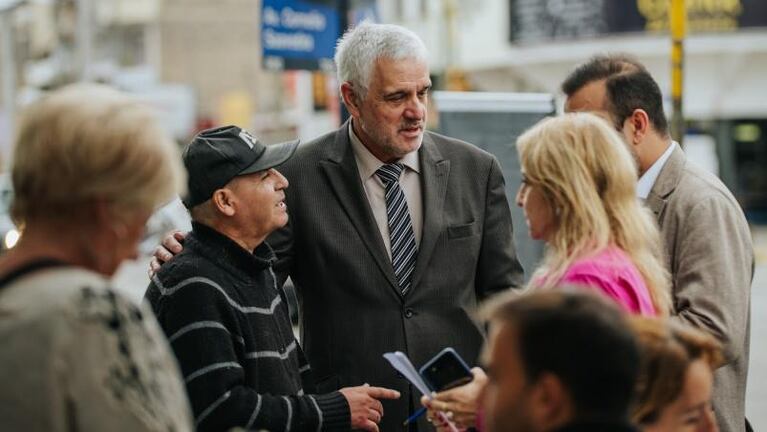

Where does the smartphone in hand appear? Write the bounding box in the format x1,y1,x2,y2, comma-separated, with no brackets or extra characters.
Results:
419,347,473,392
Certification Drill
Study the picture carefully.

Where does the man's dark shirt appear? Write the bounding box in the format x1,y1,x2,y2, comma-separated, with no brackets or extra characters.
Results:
146,222,349,431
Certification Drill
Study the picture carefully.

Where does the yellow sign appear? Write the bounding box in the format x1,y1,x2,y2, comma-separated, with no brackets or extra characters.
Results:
638,0,743,32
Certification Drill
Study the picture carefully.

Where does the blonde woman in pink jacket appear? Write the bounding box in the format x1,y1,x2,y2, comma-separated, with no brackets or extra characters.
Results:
423,113,671,431
516,112,670,316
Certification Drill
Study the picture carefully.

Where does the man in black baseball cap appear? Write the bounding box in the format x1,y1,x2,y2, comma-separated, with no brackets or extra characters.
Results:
145,125,399,432
181,125,298,209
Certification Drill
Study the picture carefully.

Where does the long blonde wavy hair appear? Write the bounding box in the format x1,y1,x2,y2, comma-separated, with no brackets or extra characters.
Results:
516,112,671,315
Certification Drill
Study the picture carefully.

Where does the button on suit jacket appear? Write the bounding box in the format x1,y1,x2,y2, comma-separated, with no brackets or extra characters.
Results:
268,121,524,431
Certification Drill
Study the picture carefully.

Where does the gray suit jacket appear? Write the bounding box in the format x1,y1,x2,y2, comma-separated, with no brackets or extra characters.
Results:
268,121,524,431
647,147,753,432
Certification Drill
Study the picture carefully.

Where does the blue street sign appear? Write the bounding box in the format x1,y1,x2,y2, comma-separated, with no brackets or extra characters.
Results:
261,0,340,71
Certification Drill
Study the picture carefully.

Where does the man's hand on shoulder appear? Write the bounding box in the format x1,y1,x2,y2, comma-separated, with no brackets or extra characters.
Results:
148,230,188,277
339,384,400,432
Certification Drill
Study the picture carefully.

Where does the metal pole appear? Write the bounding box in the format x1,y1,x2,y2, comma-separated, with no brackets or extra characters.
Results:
670,0,686,146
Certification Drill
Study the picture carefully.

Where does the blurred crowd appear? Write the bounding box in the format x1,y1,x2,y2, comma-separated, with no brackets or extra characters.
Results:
0,21,754,432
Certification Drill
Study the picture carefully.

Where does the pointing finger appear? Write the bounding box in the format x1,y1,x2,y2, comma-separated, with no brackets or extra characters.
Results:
366,386,400,400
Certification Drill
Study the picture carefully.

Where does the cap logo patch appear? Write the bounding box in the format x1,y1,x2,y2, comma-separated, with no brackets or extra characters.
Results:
239,130,256,149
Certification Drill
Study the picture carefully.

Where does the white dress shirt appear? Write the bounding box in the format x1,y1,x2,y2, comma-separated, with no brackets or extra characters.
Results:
637,141,676,199
348,122,423,260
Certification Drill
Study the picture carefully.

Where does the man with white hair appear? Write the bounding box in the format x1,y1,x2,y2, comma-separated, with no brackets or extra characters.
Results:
154,22,523,431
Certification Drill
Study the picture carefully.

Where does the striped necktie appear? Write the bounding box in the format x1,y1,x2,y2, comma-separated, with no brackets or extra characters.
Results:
376,163,418,294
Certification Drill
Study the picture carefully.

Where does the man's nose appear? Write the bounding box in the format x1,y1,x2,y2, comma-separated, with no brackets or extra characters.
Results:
273,169,289,189
404,96,425,119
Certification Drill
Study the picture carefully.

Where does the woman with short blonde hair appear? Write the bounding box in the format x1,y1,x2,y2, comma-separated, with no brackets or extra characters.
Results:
0,83,192,431
516,112,670,315
12,84,183,230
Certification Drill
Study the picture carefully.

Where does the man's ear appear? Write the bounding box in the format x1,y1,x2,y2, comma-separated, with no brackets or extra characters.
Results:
529,373,573,428
340,82,362,118
627,108,650,144
211,188,236,217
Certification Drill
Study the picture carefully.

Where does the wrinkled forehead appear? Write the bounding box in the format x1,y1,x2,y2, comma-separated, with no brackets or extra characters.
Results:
368,57,431,90
372,55,430,76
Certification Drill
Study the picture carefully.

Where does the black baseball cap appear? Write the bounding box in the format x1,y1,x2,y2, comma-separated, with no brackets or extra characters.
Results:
182,125,299,208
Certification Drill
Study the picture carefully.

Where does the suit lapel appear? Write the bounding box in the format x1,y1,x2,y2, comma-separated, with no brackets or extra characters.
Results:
646,145,685,220
318,122,400,294
410,133,449,291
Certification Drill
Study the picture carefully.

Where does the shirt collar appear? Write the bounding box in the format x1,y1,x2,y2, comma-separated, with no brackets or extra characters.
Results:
636,141,676,199
348,121,420,180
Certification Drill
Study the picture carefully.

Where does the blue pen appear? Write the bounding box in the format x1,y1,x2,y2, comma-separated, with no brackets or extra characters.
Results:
402,406,427,426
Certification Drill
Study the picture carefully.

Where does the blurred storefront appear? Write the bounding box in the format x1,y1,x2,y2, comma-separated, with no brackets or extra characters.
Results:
0,0,196,158
3,0,765,219
0,0,372,159
385,0,767,222
157,0,375,144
